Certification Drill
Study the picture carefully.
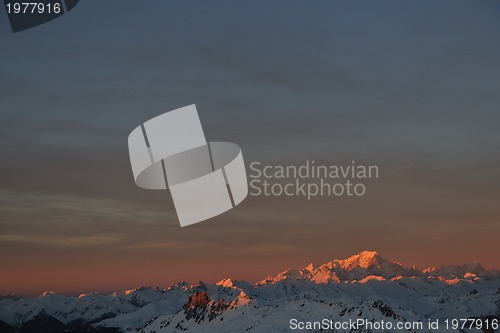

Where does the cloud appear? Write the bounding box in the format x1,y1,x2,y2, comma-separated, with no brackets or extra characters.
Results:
0,234,121,247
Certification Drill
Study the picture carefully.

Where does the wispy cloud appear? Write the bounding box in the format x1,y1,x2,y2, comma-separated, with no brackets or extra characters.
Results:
0,234,121,247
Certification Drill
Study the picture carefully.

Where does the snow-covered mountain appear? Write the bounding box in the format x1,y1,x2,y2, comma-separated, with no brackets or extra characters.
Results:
1,251,499,333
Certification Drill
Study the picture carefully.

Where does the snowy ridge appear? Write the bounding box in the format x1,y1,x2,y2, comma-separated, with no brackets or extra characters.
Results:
257,251,499,285
1,251,499,333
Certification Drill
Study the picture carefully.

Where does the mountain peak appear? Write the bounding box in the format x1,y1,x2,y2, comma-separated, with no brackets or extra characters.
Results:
40,291,56,297
359,250,380,257
305,263,315,272
184,291,211,309
216,278,235,288
336,251,382,270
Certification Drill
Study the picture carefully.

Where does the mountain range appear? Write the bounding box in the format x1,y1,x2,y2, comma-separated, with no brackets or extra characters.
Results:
1,251,499,332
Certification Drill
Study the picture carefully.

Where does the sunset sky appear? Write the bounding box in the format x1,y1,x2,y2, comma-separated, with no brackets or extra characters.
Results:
1,0,499,296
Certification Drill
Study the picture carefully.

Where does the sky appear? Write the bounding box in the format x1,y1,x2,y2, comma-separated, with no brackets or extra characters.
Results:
1,0,499,296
